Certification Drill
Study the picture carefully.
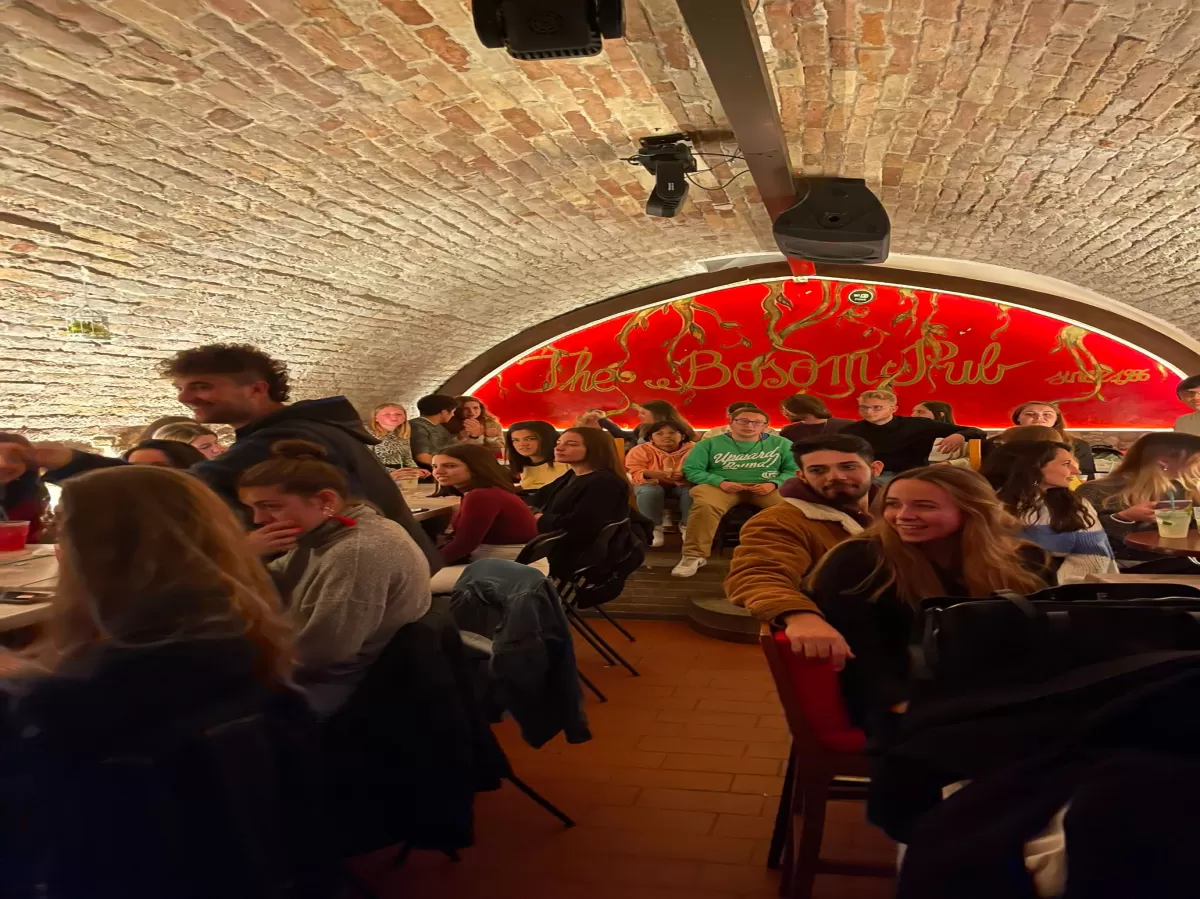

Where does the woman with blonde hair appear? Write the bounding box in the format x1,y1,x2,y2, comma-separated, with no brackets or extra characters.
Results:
0,466,330,896
1078,432,1200,565
366,402,425,482
27,465,294,679
804,466,1051,732
152,421,226,459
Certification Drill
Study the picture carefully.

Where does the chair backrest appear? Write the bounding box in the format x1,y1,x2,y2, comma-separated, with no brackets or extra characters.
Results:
759,625,865,756
563,518,646,609
515,529,569,566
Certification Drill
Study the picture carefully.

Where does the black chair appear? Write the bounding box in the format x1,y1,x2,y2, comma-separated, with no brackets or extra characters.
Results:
712,502,761,556
517,521,646,700
322,601,573,871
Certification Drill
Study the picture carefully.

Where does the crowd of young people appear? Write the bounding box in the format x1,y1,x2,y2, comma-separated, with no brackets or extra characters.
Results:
4,345,1200,746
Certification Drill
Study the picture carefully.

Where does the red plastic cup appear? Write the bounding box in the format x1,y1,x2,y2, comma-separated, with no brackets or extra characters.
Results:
0,521,30,552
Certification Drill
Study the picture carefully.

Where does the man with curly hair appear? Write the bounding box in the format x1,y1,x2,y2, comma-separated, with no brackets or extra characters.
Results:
6,344,440,572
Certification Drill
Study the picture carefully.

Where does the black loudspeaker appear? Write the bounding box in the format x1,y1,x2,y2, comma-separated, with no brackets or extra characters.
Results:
473,0,625,60
772,177,891,264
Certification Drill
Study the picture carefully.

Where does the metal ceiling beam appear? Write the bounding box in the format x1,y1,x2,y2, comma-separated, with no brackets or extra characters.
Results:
675,0,797,221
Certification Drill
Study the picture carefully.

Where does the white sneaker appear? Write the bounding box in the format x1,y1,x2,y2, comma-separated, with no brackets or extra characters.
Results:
652,527,665,548
671,555,707,578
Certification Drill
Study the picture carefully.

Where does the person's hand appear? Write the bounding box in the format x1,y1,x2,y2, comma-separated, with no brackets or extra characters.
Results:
782,612,854,671
745,482,777,496
575,411,602,428
719,481,745,494
1116,501,1158,523
939,433,966,452
0,441,72,473
534,512,543,521
246,521,302,556
462,419,483,437
389,468,425,482
641,469,668,481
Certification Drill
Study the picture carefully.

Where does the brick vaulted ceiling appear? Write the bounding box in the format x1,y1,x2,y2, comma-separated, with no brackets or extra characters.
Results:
1,0,1199,437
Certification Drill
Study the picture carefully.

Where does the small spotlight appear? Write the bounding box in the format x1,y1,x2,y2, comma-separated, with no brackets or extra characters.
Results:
630,134,697,218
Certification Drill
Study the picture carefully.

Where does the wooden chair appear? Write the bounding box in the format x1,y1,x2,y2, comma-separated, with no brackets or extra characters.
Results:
760,626,895,899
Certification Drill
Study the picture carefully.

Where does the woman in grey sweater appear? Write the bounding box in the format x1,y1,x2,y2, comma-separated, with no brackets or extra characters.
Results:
239,439,432,717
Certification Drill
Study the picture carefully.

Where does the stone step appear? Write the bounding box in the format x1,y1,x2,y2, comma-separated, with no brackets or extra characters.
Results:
686,597,759,644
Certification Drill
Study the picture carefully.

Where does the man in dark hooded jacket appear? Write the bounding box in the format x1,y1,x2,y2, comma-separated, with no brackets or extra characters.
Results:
7,344,440,572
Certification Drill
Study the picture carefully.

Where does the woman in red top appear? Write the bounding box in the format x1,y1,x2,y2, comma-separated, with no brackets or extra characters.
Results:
429,445,539,592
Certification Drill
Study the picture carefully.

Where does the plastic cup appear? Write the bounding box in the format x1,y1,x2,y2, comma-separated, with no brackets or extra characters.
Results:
1154,508,1192,540
0,521,30,552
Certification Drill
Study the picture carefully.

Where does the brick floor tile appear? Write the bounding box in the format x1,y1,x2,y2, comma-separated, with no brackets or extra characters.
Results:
610,767,735,791
583,804,718,834
638,735,748,757
712,812,778,839
696,699,784,716
636,787,765,816
607,829,758,865
658,709,761,728
730,774,785,796
745,741,791,759
694,861,781,893
662,753,782,775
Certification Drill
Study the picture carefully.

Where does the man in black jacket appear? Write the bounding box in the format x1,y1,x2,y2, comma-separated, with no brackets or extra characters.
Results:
5,344,440,572
842,389,986,475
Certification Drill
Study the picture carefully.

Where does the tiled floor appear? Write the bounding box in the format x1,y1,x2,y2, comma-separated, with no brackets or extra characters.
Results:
354,621,896,899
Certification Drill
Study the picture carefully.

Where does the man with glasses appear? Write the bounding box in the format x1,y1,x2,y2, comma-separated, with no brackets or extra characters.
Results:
673,407,797,577
843,389,984,477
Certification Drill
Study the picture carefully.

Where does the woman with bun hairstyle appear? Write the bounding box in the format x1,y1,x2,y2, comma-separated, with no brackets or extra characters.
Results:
238,440,432,717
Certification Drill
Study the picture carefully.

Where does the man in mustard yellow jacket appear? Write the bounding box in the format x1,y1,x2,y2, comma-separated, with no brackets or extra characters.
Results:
725,434,883,670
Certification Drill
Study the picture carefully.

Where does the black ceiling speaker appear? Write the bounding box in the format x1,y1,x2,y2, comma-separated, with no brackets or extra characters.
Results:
630,134,697,218
473,0,625,60
773,177,891,264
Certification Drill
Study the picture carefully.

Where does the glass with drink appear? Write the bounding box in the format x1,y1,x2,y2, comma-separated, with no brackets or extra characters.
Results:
1154,505,1192,540
0,521,30,553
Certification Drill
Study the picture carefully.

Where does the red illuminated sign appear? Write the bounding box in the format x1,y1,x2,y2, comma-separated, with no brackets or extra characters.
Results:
470,278,1181,430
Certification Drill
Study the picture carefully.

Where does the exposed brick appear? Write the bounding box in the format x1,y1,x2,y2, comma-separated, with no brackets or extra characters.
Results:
0,0,1198,445
247,22,326,75
0,4,110,58
416,24,470,71
380,0,431,26
205,106,251,129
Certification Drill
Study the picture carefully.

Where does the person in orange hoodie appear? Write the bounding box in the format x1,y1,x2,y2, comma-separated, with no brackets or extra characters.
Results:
725,434,882,665
624,420,696,547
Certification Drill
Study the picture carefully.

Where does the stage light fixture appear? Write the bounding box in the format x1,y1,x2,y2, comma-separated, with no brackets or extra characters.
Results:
473,0,624,60
630,134,698,219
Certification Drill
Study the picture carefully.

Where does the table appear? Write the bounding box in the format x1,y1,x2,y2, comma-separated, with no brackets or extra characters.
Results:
406,493,459,522
0,546,56,632
1124,530,1200,558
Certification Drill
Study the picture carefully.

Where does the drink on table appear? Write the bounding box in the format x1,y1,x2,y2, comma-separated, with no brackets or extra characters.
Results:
0,521,30,553
1154,506,1192,540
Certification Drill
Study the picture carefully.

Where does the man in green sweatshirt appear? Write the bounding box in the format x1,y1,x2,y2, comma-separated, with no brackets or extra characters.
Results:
673,406,797,577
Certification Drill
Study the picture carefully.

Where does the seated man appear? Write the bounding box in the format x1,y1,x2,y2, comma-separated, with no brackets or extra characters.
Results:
842,389,984,476
724,435,883,665
672,407,796,577
409,394,458,471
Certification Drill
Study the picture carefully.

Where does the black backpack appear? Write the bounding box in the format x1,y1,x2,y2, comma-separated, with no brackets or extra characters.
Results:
912,582,1200,691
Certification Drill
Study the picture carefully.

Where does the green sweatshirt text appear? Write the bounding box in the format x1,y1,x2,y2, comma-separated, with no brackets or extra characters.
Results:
683,434,797,487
